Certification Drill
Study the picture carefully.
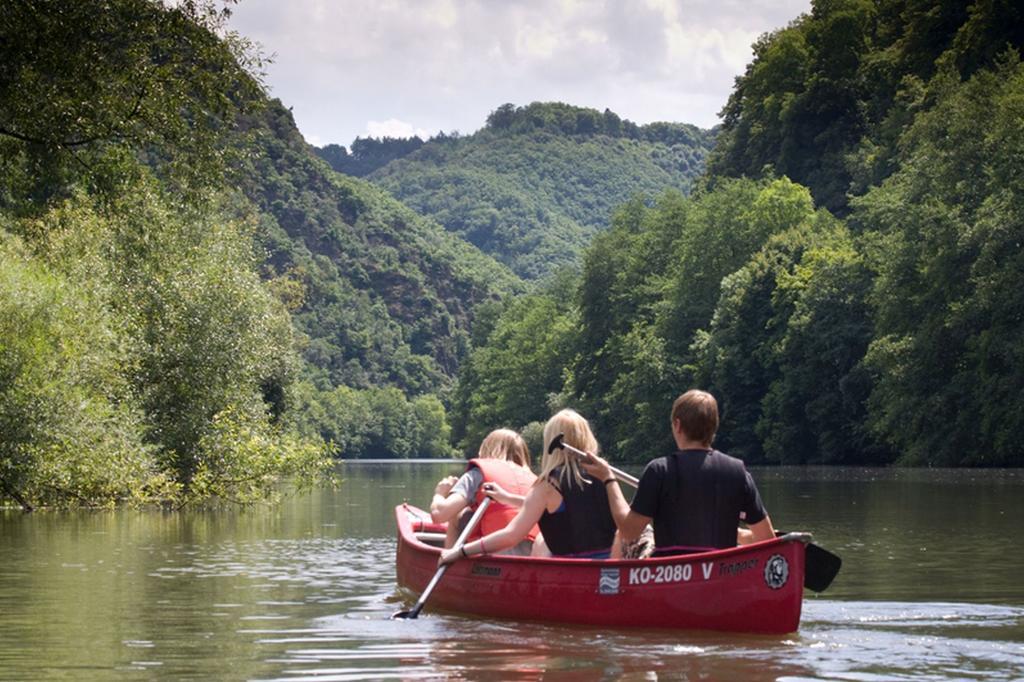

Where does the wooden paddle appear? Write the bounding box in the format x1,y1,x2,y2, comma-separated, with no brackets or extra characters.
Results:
392,497,492,619
547,433,842,592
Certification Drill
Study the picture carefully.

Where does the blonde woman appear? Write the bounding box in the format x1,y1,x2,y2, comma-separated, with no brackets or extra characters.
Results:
438,409,617,565
430,428,539,555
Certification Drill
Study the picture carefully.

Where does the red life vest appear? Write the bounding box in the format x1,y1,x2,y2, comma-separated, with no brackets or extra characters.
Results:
467,458,539,543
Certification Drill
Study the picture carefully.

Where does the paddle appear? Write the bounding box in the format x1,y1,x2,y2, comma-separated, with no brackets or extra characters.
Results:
392,497,492,619
548,433,639,486
801,539,842,592
547,433,842,592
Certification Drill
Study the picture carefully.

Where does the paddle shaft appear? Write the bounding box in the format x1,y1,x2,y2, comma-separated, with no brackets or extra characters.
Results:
555,438,841,591
399,497,492,619
556,440,640,487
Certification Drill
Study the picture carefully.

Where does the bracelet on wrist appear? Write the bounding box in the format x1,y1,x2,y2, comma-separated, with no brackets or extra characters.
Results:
461,546,469,558
603,478,617,486
479,538,487,554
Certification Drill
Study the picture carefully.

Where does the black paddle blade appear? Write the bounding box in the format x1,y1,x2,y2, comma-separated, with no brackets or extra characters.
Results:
804,542,842,592
392,598,428,619
391,608,419,620
547,433,565,455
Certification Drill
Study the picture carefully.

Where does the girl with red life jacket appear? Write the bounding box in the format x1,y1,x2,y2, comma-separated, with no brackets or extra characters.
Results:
438,409,618,566
429,429,540,556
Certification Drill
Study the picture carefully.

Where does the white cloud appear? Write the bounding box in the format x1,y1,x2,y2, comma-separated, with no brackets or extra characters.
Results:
365,118,432,140
228,0,812,146
516,23,560,59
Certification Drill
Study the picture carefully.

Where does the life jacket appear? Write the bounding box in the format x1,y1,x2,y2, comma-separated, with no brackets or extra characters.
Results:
468,458,539,542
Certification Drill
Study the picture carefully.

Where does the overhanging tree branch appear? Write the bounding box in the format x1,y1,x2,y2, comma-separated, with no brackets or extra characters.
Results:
0,125,111,148
0,476,34,512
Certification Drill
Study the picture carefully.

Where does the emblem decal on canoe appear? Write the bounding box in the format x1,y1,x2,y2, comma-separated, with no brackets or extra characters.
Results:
764,554,789,589
599,568,620,595
471,564,502,578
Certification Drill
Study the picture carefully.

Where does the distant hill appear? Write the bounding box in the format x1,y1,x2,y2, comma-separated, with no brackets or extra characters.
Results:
318,102,715,280
238,101,522,394
316,136,425,178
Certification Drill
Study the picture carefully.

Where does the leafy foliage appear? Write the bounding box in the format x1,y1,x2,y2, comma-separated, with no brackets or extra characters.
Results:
698,218,880,464
0,183,332,509
454,178,865,462
0,228,170,508
854,54,1024,465
757,241,880,464
290,384,456,459
708,0,1024,213
0,0,265,209
449,283,578,453
316,137,425,177
559,179,822,458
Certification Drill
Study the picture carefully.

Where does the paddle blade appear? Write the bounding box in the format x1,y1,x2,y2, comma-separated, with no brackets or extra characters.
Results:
391,607,420,620
804,542,842,592
548,433,565,455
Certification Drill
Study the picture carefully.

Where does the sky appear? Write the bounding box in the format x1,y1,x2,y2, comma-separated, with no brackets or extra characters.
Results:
227,0,811,148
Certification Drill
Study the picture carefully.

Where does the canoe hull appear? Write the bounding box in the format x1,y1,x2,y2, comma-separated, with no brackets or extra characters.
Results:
395,504,805,633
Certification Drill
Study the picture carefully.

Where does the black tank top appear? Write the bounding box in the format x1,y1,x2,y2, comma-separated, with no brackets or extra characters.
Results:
538,467,617,556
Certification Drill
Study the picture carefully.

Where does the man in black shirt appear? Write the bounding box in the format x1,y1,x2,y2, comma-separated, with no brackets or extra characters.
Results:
584,389,775,552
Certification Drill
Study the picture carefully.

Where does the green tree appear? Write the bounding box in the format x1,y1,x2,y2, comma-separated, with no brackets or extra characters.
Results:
571,193,689,457
0,228,170,508
757,240,884,464
452,292,577,452
0,0,266,209
708,0,1024,213
856,54,1024,465
659,177,815,359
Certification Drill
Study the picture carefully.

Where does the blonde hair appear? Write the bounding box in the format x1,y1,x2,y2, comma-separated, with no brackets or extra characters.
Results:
478,428,531,468
538,409,599,490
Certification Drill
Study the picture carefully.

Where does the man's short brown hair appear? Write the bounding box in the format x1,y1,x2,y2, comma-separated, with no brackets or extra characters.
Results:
671,390,719,447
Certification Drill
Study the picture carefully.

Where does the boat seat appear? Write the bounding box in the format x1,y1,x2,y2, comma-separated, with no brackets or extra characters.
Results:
414,532,447,547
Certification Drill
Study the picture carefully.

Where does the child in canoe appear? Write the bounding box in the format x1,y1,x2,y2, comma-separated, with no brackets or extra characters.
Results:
429,428,540,556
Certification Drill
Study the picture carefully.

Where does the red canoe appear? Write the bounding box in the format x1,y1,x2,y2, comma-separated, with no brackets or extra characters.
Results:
395,503,809,633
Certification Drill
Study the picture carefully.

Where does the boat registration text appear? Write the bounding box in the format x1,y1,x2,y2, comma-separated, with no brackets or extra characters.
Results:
627,557,761,586
628,562,712,585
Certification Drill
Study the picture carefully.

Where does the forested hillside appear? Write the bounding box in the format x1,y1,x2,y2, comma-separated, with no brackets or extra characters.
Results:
453,0,1024,467
707,0,1024,214
240,102,519,392
234,100,521,458
324,103,714,280
316,136,425,178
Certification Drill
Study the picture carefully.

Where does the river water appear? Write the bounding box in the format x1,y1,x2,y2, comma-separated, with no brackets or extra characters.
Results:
1,463,1023,680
